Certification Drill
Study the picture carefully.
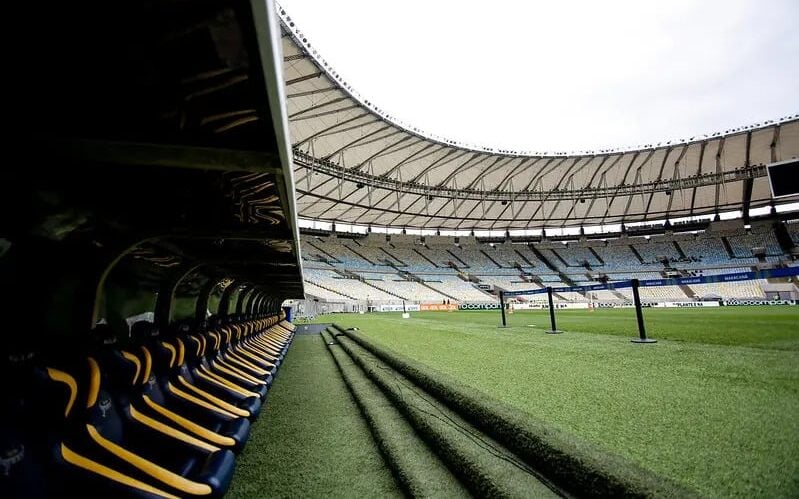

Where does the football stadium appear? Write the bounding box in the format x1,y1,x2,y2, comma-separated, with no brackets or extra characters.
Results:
3,0,798,497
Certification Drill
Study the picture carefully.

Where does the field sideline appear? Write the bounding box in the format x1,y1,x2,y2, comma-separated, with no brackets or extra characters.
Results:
310,307,799,497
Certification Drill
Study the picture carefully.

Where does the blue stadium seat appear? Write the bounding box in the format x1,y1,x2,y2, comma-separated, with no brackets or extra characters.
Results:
97,324,252,454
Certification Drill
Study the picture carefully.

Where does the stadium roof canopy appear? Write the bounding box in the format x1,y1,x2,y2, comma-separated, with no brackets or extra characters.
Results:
280,9,799,230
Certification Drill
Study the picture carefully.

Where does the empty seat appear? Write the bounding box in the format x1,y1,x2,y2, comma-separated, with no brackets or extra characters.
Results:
2,349,184,498
79,352,237,496
96,325,251,454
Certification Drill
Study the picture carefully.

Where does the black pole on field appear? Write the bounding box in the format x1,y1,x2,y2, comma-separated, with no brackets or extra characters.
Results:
498,291,508,328
631,278,656,343
546,286,563,334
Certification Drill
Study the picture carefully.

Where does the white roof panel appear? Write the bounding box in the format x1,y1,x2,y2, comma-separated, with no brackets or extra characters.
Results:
280,14,799,229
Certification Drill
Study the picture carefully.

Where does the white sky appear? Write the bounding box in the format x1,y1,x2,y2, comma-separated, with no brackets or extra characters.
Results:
280,0,798,153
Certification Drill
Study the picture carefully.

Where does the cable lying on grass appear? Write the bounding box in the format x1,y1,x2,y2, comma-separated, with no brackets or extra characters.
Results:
333,324,698,498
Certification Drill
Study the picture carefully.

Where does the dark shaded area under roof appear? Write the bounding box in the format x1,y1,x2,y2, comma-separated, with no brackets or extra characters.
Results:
2,0,303,345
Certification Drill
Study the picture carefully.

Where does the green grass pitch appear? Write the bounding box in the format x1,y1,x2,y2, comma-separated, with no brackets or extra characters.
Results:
317,307,799,498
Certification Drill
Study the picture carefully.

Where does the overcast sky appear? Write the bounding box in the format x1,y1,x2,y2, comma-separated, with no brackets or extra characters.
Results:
279,0,798,153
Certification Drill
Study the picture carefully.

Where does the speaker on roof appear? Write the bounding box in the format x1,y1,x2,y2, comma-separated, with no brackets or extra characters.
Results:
766,158,799,198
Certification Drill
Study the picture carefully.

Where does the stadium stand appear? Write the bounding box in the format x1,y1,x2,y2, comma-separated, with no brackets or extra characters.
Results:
544,244,602,268
789,225,799,245
450,246,502,272
366,274,451,302
688,280,768,299
304,269,397,301
303,281,351,301
417,274,495,302
513,245,546,268
348,242,403,266
592,242,661,271
631,238,682,263
676,236,734,266
416,246,463,268
476,276,545,293
299,220,799,303
726,231,783,257
383,246,440,271
589,290,629,302
483,243,538,268
634,285,690,301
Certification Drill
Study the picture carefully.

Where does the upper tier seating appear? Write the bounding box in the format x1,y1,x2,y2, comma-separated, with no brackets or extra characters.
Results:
677,236,735,266
483,244,539,268
726,232,784,257
346,242,403,266
382,246,439,271
789,226,799,245
547,245,602,268
416,247,462,268
448,247,500,271
631,239,681,262
591,244,663,271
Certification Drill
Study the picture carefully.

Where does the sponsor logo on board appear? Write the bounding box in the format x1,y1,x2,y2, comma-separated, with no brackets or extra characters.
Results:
458,303,501,310
420,304,458,311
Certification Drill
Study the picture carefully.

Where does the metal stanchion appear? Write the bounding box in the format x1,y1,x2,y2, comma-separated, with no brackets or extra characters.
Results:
498,291,508,328
546,287,563,334
631,279,656,343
